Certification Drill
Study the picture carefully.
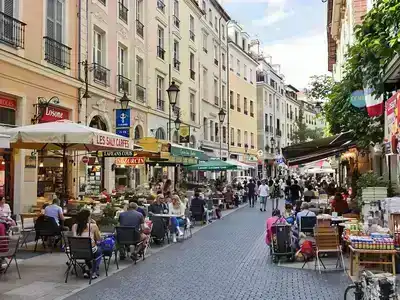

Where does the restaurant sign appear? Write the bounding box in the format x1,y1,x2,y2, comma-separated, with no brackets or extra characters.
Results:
97,150,135,157
0,97,16,110
115,157,145,166
170,145,203,158
94,134,132,149
40,105,69,123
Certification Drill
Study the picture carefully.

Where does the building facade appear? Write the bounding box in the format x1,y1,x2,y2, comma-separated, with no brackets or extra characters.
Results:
227,21,258,174
0,0,81,214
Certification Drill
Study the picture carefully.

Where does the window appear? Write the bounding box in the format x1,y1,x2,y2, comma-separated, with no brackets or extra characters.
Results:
244,97,248,114
119,0,128,23
237,129,241,146
213,45,218,65
46,0,64,43
214,79,218,105
202,32,207,52
189,15,195,41
236,59,240,75
250,100,254,117
242,38,245,50
203,118,208,140
93,30,104,65
221,24,225,40
203,68,208,100
250,133,254,148
157,26,165,59
157,0,165,12
244,131,248,146
222,126,226,143
190,93,195,122
209,9,212,26
229,54,233,70
202,0,206,12
249,69,253,83
222,53,226,69
269,94,272,107
98,0,106,5
222,85,226,108
136,0,144,38
215,122,219,142
231,127,235,145
173,40,180,70
210,120,214,141
189,52,195,80
234,31,238,44
236,93,240,112
156,76,165,111
244,64,247,80
117,45,126,76
136,56,145,102
270,116,273,133
230,90,234,109
214,16,218,31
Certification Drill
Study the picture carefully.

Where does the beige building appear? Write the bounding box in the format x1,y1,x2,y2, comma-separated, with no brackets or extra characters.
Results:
0,0,81,214
227,21,258,173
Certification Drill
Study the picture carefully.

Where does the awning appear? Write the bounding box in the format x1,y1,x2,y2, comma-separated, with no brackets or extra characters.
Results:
282,132,356,166
185,159,236,171
170,143,208,160
226,159,254,170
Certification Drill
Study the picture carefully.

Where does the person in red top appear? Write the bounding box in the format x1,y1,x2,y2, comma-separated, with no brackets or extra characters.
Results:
331,192,349,215
101,188,111,203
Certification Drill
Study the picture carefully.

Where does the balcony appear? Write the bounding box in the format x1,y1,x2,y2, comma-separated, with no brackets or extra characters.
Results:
157,98,165,111
230,104,234,110
136,20,144,38
250,112,254,117
190,112,196,122
276,129,282,137
173,58,180,71
157,0,165,12
119,1,128,23
173,15,180,28
214,58,218,66
256,71,266,82
93,63,110,86
190,69,195,80
238,143,242,147
44,37,71,69
189,30,195,42
214,96,219,106
0,12,26,49
222,65,226,71
244,110,248,115
136,84,146,102
237,107,241,112
117,75,131,94
157,46,165,60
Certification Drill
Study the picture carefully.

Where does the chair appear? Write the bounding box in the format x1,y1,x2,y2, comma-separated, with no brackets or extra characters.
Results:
34,215,62,252
313,226,345,273
0,235,21,279
64,236,102,284
115,226,145,264
299,216,317,234
19,214,37,248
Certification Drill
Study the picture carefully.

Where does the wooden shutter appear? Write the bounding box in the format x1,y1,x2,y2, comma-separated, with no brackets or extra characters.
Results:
47,0,55,38
3,0,14,16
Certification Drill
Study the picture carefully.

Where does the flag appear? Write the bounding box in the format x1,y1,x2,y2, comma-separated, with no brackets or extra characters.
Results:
364,87,383,117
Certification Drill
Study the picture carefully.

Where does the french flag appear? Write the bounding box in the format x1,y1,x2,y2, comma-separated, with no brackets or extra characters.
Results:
364,87,383,117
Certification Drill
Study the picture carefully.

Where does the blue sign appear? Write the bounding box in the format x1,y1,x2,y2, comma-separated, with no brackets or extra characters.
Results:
116,128,129,138
116,109,130,127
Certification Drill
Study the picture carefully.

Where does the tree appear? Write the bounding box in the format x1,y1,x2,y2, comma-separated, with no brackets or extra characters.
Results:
305,75,335,102
292,108,323,144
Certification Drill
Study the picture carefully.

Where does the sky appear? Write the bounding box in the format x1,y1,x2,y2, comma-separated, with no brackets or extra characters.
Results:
220,0,329,89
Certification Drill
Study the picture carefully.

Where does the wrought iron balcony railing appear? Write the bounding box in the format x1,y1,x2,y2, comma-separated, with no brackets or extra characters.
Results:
119,1,128,23
136,84,146,102
0,12,26,49
136,20,144,38
117,75,131,94
157,46,165,60
44,37,71,69
93,63,110,86
173,15,180,28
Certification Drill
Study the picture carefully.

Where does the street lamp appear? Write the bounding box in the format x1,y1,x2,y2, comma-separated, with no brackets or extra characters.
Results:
120,92,130,110
167,81,180,141
314,101,323,114
218,108,226,159
174,115,181,131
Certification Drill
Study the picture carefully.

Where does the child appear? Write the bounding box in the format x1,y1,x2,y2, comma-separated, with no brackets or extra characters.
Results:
284,203,293,218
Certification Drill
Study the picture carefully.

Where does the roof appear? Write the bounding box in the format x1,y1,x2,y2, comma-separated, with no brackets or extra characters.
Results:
210,0,231,21
327,0,337,72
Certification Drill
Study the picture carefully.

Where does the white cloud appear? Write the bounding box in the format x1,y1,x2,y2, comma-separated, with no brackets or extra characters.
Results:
263,32,330,89
252,0,293,27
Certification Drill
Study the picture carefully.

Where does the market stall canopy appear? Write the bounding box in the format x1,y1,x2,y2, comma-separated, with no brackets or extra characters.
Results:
226,159,254,170
185,159,237,171
0,120,140,151
282,131,355,166
0,134,10,148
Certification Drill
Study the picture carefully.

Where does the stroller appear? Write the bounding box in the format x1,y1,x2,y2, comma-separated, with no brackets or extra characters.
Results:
270,219,295,264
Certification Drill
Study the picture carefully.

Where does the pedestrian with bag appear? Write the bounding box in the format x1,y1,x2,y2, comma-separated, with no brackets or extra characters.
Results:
258,180,269,212
247,179,256,208
270,179,282,210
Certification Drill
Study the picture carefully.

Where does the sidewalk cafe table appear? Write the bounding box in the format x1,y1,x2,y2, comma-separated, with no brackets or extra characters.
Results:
349,245,397,277
152,214,181,218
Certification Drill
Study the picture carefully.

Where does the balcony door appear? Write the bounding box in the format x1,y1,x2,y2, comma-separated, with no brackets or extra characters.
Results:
46,0,64,66
0,0,17,45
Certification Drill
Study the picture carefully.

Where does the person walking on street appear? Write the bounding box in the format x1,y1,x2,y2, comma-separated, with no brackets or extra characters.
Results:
270,180,282,211
247,179,256,207
258,180,269,212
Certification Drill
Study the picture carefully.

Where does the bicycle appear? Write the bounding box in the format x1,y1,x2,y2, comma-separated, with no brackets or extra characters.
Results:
344,270,397,300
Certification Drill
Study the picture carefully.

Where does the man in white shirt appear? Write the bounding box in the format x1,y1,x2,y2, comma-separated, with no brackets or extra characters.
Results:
258,181,269,212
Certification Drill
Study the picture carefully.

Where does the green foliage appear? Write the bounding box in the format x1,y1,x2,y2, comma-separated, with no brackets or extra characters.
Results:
98,204,118,226
305,75,335,101
292,108,323,143
355,171,388,206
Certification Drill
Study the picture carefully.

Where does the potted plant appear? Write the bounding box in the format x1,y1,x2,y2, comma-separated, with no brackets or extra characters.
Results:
97,204,118,232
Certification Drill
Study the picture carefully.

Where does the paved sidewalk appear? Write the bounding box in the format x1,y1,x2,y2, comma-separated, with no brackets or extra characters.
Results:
0,205,245,300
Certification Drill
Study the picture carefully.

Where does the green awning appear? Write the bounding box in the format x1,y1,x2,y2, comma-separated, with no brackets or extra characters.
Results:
185,159,237,171
170,143,206,159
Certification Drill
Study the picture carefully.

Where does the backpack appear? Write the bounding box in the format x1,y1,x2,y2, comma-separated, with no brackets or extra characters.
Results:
272,184,282,198
99,235,116,255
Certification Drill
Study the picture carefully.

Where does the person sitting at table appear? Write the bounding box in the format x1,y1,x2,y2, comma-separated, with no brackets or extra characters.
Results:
331,192,349,216
265,209,286,246
163,179,173,196
44,198,68,231
303,186,315,203
72,209,102,279
168,195,186,243
190,190,207,224
148,194,165,215
0,197,16,227
101,188,111,203
296,202,316,226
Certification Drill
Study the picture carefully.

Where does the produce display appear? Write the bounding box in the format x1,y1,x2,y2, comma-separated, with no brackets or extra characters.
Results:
349,235,394,250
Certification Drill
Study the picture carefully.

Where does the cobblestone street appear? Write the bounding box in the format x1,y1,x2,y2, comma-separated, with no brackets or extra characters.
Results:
67,205,351,300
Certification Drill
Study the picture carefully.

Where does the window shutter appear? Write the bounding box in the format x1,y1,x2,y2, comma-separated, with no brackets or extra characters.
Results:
47,0,55,38
3,0,14,16
55,0,62,42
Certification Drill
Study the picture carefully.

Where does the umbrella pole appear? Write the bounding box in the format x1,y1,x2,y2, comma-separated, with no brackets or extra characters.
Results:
62,146,68,208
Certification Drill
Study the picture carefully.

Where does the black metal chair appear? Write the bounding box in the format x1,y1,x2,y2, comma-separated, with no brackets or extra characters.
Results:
34,215,62,252
0,235,21,279
115,226,145,264
190,204,205,225
299,216,317,234
64,236,104,284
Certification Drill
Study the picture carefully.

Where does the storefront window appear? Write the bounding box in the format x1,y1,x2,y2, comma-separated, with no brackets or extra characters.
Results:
37,156,64,197
86,160,102,195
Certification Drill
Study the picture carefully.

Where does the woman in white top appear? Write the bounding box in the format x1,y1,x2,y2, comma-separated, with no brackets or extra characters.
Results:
168,195,186,242
0,197,15,227
71,209,102,279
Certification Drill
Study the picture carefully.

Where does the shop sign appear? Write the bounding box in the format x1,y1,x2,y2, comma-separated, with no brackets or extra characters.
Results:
116,128,129,138
115,109,130,127
179,126,190,143
94,134,131,149
97,150,134,157
82,156,89,164
115,157,145,166
170,145,202,158
0,97,16,110
40,105,69,123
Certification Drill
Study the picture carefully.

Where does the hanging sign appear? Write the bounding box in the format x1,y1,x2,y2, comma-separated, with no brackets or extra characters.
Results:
97,150,135,157
116,128,130,138
115,157,145,166
115,109,130,127
349,90,367,108
40,105,70,123
94,134,131,149
179,126,190,143
82,156,90,164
